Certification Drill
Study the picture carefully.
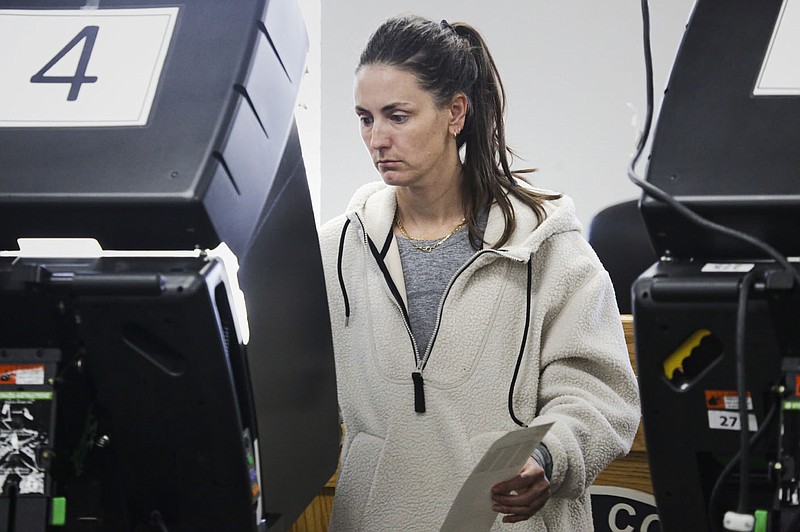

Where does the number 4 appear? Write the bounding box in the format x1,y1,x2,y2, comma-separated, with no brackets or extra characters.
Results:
30,26,99,101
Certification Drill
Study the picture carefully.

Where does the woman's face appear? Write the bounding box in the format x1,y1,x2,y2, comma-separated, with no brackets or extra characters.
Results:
354,64,459,189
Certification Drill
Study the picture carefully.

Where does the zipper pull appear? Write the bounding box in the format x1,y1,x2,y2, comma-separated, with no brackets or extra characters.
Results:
412,371,426,413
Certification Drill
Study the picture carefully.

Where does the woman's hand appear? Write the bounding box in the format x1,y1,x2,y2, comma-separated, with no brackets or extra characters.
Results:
490,457,551,523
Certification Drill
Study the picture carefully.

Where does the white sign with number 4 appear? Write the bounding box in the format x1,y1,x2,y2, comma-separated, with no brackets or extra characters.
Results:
0,7,179,127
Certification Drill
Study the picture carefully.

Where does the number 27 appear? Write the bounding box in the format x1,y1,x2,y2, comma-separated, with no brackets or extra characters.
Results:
30,26,99,101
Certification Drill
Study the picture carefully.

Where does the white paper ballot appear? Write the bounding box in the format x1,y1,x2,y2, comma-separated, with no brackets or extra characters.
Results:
440,420,554,532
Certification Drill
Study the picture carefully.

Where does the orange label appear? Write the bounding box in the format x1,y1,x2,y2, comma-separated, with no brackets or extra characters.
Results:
0,364,45,385
705,390,752,411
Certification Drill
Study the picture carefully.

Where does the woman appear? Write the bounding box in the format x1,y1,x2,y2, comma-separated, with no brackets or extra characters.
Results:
319,14,640,531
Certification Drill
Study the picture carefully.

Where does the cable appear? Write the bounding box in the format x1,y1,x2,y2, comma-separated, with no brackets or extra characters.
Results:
632,1,800,529
735,271,758,513
707,399,778,532
630,0,800,288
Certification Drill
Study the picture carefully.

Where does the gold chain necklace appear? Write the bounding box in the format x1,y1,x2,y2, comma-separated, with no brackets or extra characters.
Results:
395,215,467,253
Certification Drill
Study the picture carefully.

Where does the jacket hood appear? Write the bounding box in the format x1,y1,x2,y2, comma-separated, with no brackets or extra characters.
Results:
344,180,583,262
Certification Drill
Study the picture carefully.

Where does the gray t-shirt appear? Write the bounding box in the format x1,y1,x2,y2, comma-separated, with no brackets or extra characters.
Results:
396,214,487,360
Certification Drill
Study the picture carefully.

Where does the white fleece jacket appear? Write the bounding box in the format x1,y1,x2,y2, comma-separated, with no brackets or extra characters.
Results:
319,182,640,531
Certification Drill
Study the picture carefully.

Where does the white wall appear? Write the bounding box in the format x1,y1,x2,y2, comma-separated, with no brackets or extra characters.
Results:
317,0,696,230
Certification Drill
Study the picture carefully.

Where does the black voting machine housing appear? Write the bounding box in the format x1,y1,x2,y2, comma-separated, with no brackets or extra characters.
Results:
634,0,800,530
0,1,339,530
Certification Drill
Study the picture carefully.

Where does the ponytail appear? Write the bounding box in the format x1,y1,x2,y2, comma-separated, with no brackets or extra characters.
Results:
452,22,561,248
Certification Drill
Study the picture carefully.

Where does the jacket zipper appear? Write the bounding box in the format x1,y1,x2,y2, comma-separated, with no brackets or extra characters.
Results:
348,214,527,414
415,247,525,413
418,248,524,373
352,213,431,412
